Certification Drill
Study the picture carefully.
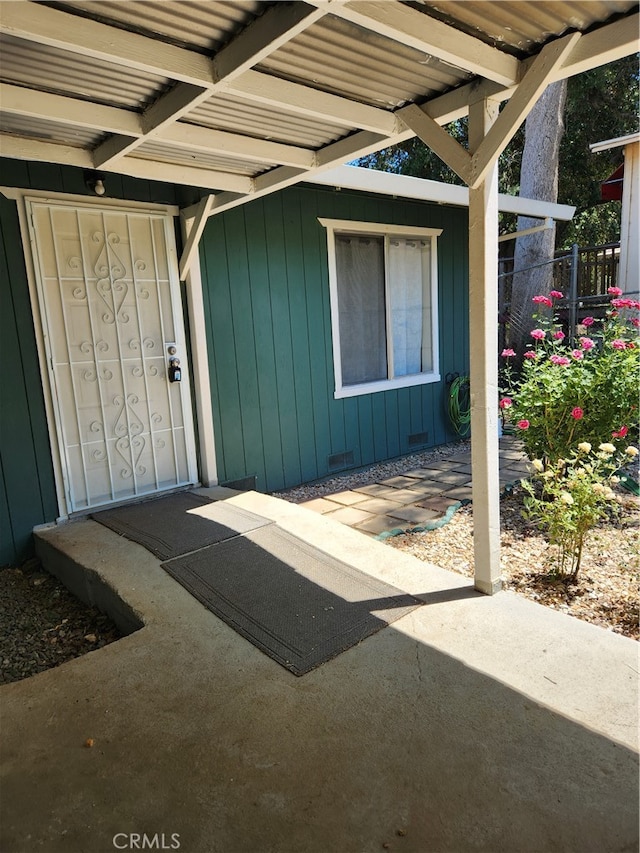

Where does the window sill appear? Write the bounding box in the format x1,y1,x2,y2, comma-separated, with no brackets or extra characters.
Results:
334,372,441,399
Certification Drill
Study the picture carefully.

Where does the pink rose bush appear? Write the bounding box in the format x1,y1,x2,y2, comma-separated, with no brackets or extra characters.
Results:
500,291,639,463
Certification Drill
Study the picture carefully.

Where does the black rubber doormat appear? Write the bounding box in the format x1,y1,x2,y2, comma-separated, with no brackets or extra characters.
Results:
161,526,423,676
92,492,270,561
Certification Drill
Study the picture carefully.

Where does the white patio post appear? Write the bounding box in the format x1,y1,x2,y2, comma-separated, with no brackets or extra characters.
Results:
468,95,502,594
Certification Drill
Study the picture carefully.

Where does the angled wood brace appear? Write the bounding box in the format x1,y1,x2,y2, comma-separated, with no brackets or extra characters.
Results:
397,31,582,189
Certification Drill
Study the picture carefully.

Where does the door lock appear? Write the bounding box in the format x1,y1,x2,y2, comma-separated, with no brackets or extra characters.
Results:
166,343,181,382
168,357,181,383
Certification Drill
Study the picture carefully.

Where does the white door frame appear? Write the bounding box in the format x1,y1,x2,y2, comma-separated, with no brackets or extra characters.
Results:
2,187,203,520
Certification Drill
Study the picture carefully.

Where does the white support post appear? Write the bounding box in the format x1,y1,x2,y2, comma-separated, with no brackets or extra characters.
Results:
180,212,219,487
468,96,502,595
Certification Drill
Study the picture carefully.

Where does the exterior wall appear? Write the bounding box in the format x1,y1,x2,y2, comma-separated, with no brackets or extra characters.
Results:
200,185,470,493
0,161,470,562
0,159,191,565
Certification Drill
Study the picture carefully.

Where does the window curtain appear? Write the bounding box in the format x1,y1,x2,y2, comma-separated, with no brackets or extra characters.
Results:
388,239,432,376
335,235,387,385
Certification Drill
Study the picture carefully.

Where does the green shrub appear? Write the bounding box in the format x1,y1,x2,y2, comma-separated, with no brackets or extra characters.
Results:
521,442,637,579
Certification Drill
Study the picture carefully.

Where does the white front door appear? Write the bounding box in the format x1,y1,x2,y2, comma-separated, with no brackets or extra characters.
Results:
26,197,198,513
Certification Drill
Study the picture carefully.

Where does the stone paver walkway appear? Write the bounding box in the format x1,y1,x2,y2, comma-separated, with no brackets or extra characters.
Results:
300,436,531,536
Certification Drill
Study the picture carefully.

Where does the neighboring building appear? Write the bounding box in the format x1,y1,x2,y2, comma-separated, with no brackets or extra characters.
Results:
591,132,640,294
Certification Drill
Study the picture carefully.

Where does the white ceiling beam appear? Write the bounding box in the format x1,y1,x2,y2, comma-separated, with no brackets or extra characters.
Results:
0,134,254,194
0,83,144,138
555,12,639,79
308,0,520,86
0,135,94,169
160,123,316,169
470,32,581,188
0,2,215,86
227,70,399,135
0,83,313,170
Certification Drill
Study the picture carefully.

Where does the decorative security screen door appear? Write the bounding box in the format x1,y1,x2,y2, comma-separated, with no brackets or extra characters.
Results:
26,198,198,513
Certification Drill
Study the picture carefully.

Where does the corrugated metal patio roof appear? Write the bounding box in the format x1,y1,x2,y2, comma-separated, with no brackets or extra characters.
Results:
0,0,637,206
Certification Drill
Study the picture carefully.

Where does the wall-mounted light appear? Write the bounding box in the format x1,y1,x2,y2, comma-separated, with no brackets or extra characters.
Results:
84,170,106,196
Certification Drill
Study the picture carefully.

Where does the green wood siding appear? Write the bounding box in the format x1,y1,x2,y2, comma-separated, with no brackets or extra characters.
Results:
0,160,186,565
201,185,470,493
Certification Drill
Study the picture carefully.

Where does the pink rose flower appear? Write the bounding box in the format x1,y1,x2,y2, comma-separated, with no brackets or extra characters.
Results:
532,295,552,307
608,287,623,296
499,397,512,409
530,329,545,340
611,298,634,309
523,350,538,360
571,407,584,420
550,290,564,299
611,339,627,350
501,348,516,357
580,337,595,350
631,318,640,328
612,426,629,439
582,317,595,327
571,349,583,360
552,330,565,340
517,420,530,430
550,355,570,366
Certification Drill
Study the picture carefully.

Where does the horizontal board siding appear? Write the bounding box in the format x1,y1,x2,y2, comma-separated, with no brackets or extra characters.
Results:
201,185,470,493
0,160,183,564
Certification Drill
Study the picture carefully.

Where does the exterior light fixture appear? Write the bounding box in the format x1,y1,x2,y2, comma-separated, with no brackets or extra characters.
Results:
84,170,106,196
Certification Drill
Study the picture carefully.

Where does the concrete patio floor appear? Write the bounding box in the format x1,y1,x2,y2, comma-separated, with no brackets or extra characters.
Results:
1,488,638,853
297,436,531,537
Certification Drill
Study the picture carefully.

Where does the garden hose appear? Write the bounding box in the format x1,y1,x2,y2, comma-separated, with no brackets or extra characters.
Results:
448,375,471,436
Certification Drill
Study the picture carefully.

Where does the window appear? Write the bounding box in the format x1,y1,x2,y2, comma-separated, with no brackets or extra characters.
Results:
320,219,442,398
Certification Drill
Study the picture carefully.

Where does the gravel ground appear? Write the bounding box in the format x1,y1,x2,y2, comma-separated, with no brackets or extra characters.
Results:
0,558,122,685
387,484,639,640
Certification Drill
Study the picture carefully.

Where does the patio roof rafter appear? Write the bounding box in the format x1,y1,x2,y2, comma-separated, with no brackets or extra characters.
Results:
307,0,521,86
91,2,329,168
0,135,256,195
0,84,317,170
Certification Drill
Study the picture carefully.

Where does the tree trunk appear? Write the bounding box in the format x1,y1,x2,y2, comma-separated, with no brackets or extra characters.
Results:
508,81,568,354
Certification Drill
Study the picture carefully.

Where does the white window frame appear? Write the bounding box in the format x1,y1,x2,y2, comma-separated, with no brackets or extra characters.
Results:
319,218,442,399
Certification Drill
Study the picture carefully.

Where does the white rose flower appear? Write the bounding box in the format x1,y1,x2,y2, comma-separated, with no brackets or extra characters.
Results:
577,442,592,454
560,491,574,505
625,446,639,458
532,459,544,472
598,443,616,455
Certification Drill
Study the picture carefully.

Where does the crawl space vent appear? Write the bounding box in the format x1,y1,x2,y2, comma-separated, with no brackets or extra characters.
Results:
327,451,355,471
408,432,429,448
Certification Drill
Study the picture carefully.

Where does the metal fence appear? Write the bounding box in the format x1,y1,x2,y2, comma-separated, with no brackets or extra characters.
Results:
497,242,633,349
